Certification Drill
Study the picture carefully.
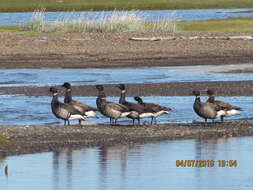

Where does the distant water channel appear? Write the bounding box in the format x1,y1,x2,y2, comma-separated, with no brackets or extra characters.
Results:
1,8,253,26
1,136,253,190
0,64,253,87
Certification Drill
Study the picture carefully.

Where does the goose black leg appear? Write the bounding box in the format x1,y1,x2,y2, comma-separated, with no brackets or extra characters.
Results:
79,119,82,125
138,118,140,125
67,120,70,125
64,120,66,126
151,117,154,125
221,116,224,122
205,118,207,123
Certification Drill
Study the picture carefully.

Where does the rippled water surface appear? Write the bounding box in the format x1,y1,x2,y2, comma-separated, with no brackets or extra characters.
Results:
0,95,250,125
0,64,252,125
0,64,253,87
1,9,253,26
1,137,252,190
0,64,251,189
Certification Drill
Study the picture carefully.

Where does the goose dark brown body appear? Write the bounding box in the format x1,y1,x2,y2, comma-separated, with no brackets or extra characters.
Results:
96,85,131,124
206,89,241,121
117,84,151,125
62,82,97,119
50,87,86,125
134,96,171,124
192,90,220,123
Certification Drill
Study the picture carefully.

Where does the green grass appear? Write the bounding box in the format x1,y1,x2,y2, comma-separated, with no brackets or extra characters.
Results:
0,0,253,12
178,17,253,32
2,17,253,33
0,134,14,147
0,25,38,34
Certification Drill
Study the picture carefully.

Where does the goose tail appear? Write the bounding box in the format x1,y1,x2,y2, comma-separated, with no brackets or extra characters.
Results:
69,114,86,121
85,110,97,118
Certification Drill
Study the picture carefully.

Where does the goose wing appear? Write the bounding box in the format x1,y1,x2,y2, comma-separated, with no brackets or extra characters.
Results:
145,102,171,112
124,101,146,113
60,102,84,115
70,100,97,112
213,100,242,111
106,102,130,112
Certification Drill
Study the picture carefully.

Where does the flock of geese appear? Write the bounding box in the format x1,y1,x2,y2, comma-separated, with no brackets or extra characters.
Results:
50,82,242,126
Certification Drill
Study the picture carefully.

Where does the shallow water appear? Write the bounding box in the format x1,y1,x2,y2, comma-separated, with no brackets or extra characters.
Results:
0,64,253,87
0,136,252,190
1,9,253,26
0,94,249,125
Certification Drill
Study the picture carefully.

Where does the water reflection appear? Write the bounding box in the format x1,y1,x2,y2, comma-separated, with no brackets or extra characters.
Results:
1,137,253,189
52,150,73,190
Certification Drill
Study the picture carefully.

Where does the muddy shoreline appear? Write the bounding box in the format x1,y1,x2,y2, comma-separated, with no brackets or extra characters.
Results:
0,122,253,156
2,81,253,97
1,32,253,69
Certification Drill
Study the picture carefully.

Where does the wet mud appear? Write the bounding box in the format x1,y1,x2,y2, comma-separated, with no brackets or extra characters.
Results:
0,121,253,156
1,81,253,97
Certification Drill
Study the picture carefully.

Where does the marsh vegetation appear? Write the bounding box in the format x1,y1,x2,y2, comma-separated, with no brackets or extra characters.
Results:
1,0,253,12
19,9,178,33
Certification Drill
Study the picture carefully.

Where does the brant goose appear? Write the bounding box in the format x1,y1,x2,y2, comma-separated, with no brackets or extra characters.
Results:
117,84,153,125
95,84,105,114
97,90,131,124
50,87,86,125
134,96,171,124
62,82,97,119
206,89,241,122
192,90,224,123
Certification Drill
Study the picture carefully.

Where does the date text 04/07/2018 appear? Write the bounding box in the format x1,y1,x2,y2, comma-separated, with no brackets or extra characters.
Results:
176,160,237,168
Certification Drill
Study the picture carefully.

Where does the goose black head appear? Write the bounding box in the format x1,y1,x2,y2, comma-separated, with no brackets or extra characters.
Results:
50,87,58,94
117,84,125,91
192,90,200,96
96,85,104,91
134,96,143,104
62,82,71,89
206,89,215,96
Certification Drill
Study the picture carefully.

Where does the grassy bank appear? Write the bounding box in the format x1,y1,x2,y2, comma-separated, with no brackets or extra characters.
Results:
1,0,253,12
2,17,253,33
178,17,253,32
